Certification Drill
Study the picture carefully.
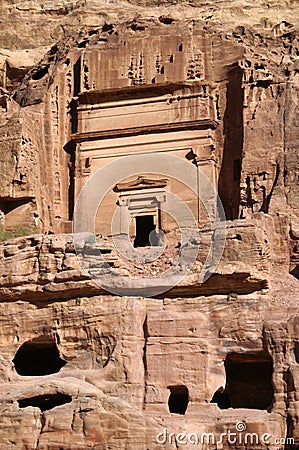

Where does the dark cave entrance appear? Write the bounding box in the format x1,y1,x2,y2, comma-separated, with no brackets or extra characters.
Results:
211,352,274,410
13,336,66,376
18,393,72,412
134,215,156,247
168,385,189,415
210,386,231,409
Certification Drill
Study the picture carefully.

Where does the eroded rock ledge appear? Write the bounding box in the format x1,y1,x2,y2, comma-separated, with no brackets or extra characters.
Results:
0,219,271,304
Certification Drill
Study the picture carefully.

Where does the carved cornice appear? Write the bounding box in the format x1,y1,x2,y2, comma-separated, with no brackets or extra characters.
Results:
114,176,168,192
77,82,210,105
71,119,218,143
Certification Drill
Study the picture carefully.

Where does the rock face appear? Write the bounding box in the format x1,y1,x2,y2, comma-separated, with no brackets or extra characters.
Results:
0,0,298,449
0,231,298,448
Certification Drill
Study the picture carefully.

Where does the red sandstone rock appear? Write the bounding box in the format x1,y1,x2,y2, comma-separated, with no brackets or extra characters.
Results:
0,1,298,449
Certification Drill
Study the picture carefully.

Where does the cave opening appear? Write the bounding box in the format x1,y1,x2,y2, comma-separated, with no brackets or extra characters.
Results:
211,352,274,410
13,336,66,376
18,393,72,412
31,65,49,81
168,385,189,415
134,215,157,247
210,386,231,409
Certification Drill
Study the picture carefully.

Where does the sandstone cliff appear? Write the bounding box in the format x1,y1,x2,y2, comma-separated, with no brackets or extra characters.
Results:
0,1,298,449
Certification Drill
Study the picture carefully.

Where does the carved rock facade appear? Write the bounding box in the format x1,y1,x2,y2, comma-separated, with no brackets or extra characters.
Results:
0,1,298,449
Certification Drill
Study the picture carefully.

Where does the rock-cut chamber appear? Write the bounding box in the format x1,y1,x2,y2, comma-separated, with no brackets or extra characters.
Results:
13,335,66,376
211,352,274,410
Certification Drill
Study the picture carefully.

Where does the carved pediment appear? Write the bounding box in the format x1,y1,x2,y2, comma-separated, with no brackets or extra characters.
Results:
114,176,168,192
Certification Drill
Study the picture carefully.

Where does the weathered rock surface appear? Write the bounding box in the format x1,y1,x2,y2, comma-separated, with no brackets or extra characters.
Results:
0,218,297,448
0,240,298,448
0,0,298,449
0,220,272,303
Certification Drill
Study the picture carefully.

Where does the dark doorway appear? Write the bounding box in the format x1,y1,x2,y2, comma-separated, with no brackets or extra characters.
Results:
168,385,189,415
134,215,156,247
18,393,72,412
211,352,274,410
13,336,66,376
